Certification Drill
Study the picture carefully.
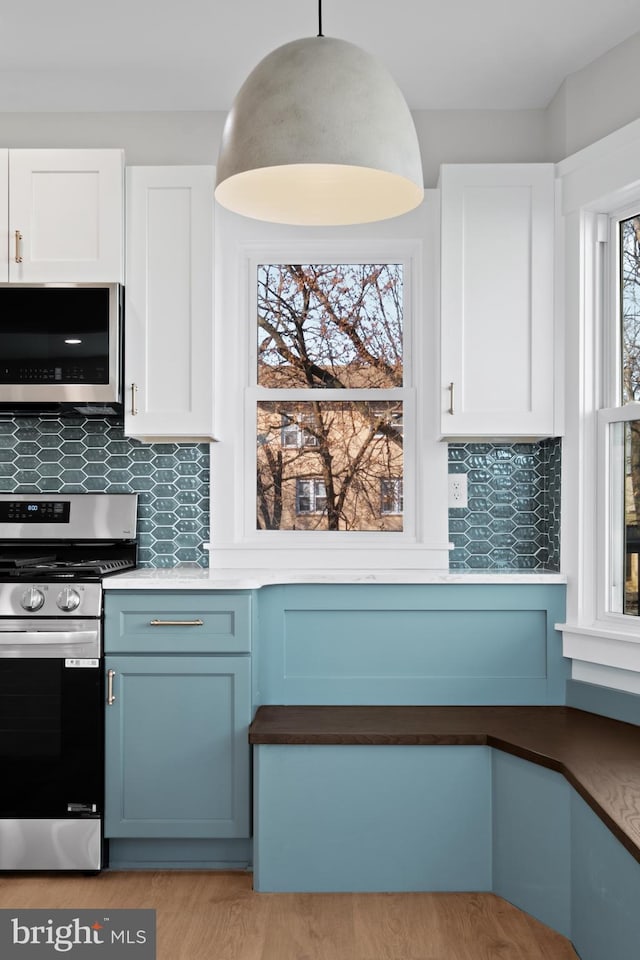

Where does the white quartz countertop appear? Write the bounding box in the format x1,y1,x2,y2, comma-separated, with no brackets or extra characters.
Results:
103,567,567,590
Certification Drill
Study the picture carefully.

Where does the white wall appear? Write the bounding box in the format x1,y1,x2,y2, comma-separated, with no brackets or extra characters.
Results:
546,31,640,159
0,112,225,164
414,110,551,185
2,26,640,172
0,108,550,186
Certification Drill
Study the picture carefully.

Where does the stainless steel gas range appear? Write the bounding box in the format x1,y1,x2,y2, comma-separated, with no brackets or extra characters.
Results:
0,492,137,871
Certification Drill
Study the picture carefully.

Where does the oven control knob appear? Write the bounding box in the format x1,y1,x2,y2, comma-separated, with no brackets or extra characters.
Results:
56,587,81,612
21,587,46,612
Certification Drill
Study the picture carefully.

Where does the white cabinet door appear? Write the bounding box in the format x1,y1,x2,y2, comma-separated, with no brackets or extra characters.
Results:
440,163,557,438
124,166,215,441
8,149,123,282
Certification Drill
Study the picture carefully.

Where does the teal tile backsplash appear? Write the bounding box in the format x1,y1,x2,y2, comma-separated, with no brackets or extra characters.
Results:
0,416,210,568
0,417,560,572
448,439,561,571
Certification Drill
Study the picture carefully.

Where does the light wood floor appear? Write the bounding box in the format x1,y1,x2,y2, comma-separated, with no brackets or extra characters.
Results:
0,871,578,960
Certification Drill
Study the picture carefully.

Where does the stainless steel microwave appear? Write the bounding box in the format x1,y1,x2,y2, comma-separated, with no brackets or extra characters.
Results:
0,282,123,415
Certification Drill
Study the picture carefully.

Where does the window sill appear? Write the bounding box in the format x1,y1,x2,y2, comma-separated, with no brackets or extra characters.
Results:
558,621,640,674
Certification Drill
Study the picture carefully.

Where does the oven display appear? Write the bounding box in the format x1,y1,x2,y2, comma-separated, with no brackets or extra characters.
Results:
0,501,71,523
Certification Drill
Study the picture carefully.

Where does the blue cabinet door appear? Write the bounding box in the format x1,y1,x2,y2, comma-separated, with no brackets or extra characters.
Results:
105,655,251,838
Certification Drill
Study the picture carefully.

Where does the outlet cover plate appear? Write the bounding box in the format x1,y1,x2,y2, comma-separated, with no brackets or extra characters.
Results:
448,473,468,508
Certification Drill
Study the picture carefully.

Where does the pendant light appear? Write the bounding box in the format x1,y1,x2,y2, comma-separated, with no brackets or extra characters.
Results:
215,1,424,225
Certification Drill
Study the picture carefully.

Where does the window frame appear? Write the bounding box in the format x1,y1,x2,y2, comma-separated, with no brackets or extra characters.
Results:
251,258,410,536
595,206,640,624
211,198,451,572
557,123,640,692
246,251,413,542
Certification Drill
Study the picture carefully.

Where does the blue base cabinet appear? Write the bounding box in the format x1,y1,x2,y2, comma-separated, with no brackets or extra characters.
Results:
104,592,251,846
256,583,568,706
492,750,571,938
571,792,640,960
105,654,250,838
253,744,493,892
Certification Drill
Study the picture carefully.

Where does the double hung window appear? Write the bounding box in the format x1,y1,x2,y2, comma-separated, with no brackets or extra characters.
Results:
211,201,450,571
556,120,640,689
601,211,640,619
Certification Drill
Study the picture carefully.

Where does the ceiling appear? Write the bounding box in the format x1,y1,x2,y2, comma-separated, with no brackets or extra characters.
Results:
2,0,640,113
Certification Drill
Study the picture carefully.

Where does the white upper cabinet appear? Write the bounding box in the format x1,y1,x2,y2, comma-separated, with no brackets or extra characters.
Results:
0,149,123,283
439,163,558,438
124,166,215,441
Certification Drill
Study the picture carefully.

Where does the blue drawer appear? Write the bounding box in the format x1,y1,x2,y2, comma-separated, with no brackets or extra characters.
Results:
104,591,251,653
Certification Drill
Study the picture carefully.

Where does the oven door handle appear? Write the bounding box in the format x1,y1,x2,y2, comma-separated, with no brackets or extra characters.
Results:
0,630,98,645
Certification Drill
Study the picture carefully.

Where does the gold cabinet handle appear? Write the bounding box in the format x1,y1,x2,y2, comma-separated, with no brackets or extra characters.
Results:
149,619,204,627
448,381,455,416
14,230,23,263
130,383,138,416
107,669,116,706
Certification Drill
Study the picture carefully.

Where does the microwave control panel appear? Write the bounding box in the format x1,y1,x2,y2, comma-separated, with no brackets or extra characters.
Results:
0,363,108,383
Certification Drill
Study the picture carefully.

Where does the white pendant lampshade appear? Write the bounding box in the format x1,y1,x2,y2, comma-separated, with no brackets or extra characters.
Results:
215,35,424,225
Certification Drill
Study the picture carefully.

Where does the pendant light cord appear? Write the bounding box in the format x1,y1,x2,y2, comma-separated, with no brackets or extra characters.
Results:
317,0,324,37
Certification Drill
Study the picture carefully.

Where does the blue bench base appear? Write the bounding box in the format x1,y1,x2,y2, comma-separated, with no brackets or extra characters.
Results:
253,743,640,960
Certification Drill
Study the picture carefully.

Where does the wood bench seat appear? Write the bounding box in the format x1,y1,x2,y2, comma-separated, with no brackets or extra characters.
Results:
250,704,640,864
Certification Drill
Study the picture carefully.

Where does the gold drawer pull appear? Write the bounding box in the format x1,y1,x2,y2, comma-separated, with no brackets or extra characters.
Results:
149,618,204,627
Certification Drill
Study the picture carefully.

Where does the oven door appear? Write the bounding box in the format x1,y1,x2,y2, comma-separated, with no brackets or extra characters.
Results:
0,619,103,826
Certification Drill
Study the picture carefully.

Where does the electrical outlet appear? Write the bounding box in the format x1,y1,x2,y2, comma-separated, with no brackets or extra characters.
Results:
448,473,468,509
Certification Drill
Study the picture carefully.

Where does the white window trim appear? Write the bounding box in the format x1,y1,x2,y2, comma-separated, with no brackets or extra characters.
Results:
556,119,640,685
211,197,451,572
